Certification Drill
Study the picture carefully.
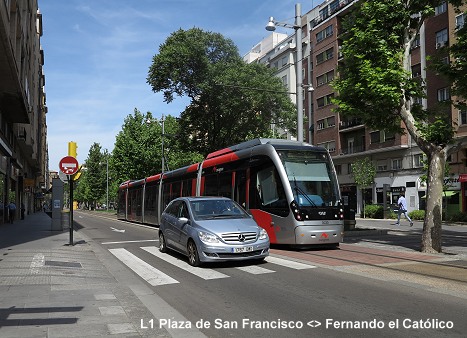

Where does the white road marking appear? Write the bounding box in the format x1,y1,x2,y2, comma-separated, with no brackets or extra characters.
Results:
266,256,316,270
109,248,178,286
30,253,45,274
236,265,275,274
141,246,229,280
110,227,125,233
102,239,158,245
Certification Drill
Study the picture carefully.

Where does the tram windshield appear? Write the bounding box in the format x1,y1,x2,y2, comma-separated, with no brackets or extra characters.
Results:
279,150,340,207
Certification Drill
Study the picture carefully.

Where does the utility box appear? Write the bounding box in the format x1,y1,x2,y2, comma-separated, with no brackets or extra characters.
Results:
51,178,64,230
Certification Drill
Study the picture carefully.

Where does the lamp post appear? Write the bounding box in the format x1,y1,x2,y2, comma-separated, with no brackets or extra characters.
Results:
106,157,109,211
266,3,304,142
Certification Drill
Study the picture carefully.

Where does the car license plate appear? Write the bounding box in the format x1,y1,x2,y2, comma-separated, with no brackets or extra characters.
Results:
232,246,253,253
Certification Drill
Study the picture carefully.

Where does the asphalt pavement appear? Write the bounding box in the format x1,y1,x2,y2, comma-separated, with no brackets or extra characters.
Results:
0,211,466,337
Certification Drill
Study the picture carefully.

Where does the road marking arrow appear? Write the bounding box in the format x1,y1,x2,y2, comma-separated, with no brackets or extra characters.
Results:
110,227,125,233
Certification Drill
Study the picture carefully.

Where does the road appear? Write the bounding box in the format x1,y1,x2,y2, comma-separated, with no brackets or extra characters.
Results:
74,211,467,337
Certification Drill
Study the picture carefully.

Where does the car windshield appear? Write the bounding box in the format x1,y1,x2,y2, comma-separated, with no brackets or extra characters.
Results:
190,199,249,220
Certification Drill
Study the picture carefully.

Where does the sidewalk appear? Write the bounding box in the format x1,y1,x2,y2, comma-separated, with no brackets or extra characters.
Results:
0,212,173,338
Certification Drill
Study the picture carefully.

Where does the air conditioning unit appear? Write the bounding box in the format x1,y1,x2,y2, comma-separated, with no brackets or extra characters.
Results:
436,41,447,49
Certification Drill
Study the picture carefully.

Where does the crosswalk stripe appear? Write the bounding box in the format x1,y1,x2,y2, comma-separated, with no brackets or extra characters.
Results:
109,248,178,286
141,246,230,280
236,265,275,274
266,256,316,270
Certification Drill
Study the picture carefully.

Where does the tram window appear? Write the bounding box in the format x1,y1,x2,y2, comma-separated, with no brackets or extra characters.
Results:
203,172,232,198
145,185,158,212
250,165,288,216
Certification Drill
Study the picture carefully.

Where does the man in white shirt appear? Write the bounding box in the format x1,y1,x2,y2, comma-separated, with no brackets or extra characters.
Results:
395,193,413,226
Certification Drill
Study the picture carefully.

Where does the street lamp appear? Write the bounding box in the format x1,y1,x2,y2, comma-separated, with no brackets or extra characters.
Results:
100,152,109,211
266,3,304,142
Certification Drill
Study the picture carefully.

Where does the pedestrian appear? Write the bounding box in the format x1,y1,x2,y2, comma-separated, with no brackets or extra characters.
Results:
395,193,413,227
7,202,17,224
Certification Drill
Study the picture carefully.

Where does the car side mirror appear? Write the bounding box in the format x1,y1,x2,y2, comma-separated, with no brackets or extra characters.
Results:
178,217,189,226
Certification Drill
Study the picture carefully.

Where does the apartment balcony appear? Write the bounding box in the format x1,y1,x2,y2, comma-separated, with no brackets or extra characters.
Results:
339,118,364,131
339,144,366,156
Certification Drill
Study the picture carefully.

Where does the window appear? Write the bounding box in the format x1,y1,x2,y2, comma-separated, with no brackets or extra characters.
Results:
281,75,288,86
316,116,335,130
281,56,288,67
384,131,395,141
412,64,422,78
317,93,334,108
318,141,336,153
436,29,448,48
319,7,329,21
456,13,465,29
460,110,467,125
435,1,447,15
437,87,450,102
391,159,402,170
414,154,425,168
330,0,340,13
316,25,333,43
370,131,380,144
316,70,334,86
316,47,334,64
377,160,387,172
335,164,341,175
411,35,420,49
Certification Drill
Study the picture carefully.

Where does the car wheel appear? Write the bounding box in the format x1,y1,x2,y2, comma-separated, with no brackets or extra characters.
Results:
187,240,201,267
159,232,168,253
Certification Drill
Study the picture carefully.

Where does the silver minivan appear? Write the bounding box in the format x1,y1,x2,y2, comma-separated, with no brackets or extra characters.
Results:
159,196,270,266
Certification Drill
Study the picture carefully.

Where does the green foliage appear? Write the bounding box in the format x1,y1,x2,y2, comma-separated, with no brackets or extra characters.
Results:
365,204,384,219
409,209,425,221
351,157,376,188
74,143,107,208
147,28,296,155
445,211,467,222
111,109,204,184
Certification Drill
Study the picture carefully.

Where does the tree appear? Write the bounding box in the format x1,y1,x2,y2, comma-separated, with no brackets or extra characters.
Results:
75,143,106,209
111,108,203,185
351,157,376,218
147,28,296,154
332,0,465,253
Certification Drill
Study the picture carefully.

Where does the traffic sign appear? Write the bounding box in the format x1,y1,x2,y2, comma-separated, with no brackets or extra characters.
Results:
59,156,79,175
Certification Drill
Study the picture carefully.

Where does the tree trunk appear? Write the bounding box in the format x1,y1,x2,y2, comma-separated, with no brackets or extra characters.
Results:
421,149,445,253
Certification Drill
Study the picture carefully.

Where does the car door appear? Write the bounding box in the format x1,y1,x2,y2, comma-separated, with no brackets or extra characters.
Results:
162,201,180,247
174,201,191,252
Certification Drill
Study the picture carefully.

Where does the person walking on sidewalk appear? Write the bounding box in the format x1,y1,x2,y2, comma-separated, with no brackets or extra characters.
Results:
395,193,413,226
7,202,16,224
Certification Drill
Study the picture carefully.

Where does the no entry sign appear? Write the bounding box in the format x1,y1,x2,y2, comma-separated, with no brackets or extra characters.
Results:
59,156,79,175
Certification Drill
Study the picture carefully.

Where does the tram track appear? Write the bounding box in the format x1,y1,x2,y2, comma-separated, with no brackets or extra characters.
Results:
273,243,467,285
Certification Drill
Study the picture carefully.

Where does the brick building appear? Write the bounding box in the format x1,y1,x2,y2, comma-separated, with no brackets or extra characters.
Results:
246,0,467,216
0,0,48,223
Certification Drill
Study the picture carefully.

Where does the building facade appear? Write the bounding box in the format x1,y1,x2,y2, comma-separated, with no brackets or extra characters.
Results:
247,0,467,217
0,0,48,223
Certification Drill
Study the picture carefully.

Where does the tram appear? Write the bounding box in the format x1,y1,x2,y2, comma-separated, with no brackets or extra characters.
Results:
118,138,344,246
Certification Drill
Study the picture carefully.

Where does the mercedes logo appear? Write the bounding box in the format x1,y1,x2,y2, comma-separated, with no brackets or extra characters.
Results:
238,234,246,242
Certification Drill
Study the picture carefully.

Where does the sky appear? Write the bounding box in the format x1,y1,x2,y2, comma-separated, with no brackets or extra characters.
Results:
39,0,322,171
